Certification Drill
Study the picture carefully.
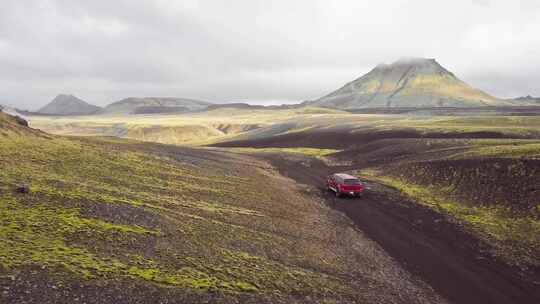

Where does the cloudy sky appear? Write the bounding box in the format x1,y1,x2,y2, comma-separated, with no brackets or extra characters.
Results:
1,0,539,109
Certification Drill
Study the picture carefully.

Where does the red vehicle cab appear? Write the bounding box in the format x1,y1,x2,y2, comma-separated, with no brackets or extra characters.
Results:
326,173,364,198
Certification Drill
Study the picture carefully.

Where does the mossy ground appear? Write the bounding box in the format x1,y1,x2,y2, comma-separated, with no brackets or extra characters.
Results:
0,131,347,296
3,121,438,303
10,109,540,301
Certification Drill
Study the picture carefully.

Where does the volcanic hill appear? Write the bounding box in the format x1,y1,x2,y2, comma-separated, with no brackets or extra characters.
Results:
38,94,102,115
308,58,514,109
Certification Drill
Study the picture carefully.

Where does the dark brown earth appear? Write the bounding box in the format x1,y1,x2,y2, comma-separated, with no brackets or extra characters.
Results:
331,138,540,214
387,158,540,212
256,152,540,304
211,128,535,149
345,106,540,116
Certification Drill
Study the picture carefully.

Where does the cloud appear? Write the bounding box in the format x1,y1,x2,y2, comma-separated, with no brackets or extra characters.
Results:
1,0,539,109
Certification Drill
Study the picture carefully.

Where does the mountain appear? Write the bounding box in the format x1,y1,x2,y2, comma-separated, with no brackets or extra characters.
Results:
38,94,102,115
308,58,514,109
513,95,540,105
102,97,212,114
205,103,268,111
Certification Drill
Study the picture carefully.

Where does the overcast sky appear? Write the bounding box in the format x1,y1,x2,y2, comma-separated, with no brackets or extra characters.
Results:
1,0,539,109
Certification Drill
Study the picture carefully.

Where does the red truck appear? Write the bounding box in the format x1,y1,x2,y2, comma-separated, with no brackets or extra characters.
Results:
326,173,364,198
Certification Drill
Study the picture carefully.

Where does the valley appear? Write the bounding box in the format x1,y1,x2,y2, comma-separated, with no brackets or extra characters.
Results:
2,104,539,303
4,1,540,302
2,57,540,303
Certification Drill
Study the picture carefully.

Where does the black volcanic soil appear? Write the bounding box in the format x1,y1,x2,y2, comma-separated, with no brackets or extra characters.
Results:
251,152,540,304
387,158,540,212
211,128,532,149
329,137,540,213
345,106,540,116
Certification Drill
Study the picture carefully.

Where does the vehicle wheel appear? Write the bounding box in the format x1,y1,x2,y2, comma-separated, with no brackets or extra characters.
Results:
335,190,341,198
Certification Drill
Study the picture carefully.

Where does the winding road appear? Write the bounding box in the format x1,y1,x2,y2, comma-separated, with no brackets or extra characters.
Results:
262,153,540,304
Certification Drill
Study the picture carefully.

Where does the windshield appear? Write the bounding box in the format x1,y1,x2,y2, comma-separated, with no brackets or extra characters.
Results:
344,179,361,185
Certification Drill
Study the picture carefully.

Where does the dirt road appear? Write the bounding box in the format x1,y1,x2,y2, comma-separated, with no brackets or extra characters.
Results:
260,153,540,304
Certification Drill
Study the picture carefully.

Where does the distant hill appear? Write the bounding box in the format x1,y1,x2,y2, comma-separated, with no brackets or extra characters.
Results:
307,58,515,109
102,97,212,114
38,94,102,115
131,106,190,115
203,103,306,112
205,103,268,111
513,95,540,105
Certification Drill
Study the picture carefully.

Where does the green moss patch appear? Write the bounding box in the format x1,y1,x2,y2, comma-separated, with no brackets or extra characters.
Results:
0,130,355,297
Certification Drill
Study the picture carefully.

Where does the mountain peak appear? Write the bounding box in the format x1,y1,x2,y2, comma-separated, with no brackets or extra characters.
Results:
308,58,512,109
374,57,452,77
38,94,101,115
57,93,79,99
51,94,80,103
376,57,436,67
396,56,436,63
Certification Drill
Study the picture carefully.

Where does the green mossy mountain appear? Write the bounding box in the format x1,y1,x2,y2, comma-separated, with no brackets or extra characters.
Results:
308,58,516,109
